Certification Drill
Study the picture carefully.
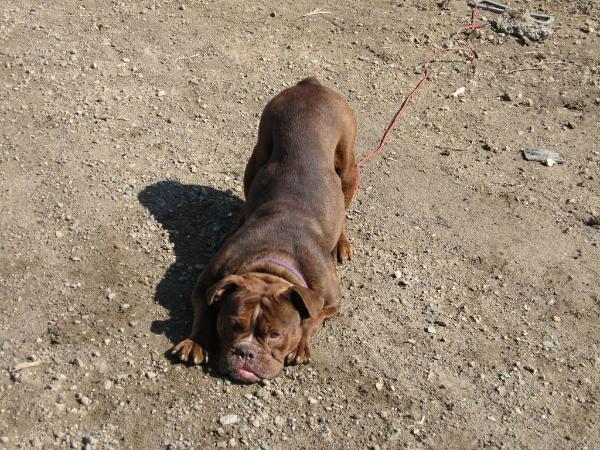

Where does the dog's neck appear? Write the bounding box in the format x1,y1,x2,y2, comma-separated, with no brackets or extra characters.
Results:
258,258,308,287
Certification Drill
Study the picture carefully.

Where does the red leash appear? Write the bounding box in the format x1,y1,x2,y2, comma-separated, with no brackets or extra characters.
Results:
354,0,483,196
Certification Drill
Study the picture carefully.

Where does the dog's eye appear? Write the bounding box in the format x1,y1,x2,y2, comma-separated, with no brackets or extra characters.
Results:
230,320,244,332
269,331,281,339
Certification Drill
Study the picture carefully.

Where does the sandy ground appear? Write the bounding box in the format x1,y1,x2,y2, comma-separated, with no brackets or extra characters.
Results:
1,0,599,449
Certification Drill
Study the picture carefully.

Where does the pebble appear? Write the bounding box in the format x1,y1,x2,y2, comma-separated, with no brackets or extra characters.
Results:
552,316,561,322
375,382,384,391
77,394,92,406
274,416,285,427
128,320,138,327
104,380,113,390
83,435,97,445
0,436,8,444
216,441,227,448
426,326,437,334
219,414,239,426
228,438,237,447
543,340,555,349
451,86,466,97
307,397,318,405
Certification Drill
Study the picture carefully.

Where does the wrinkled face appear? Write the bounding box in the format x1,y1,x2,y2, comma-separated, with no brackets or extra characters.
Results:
206,273,322,383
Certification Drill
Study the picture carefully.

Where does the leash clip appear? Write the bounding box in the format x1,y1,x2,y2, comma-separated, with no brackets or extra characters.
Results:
467,0,554,26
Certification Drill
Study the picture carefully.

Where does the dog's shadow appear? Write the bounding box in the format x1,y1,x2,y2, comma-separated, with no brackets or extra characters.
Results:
138,180,243,346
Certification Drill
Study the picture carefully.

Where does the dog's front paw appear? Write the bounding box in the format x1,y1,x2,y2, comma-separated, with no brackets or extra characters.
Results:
170,338,207,365
285,339,311,366
335,237,353,263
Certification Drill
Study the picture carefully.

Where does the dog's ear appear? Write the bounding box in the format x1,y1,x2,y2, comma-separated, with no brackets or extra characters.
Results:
206,275,243,305
286,285,324,319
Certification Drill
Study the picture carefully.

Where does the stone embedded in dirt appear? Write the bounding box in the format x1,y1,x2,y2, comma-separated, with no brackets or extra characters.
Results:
76,394,92,406
543,340,555,349
426,326,437,334
375,382,384,391
522,149,565,165
219,414,239,426
451,87,466,98
274,416,285,427
493,9,553,41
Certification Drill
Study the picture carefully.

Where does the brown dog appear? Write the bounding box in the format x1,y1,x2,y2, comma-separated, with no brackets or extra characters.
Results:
170,77,357,382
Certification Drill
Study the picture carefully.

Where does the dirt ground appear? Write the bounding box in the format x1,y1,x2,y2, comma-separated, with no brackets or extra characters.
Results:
1,0,599,449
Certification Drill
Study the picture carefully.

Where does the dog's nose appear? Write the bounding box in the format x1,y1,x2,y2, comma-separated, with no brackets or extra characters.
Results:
233,343,257,361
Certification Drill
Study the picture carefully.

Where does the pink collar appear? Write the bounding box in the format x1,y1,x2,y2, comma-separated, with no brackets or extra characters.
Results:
258,258,307,288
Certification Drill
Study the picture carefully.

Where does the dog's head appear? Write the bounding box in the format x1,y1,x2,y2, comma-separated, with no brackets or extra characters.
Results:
206,273,323,383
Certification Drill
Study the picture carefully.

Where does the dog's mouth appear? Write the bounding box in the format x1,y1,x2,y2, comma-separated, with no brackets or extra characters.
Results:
230,366,262,383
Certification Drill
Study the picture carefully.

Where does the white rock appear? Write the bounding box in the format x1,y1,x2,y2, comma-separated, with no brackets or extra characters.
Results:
451,87,466,97
219,414,239,426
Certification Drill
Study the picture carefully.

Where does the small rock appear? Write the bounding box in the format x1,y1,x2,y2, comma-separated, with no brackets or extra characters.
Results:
83,435,97,445
451,87,466,98
77,394,92,406
128,320,138,327
543,339,555,349
157,90,166,97
219,414,239,426
104,380,113,390
521,98,534,107
216,441,227,448
426,326,437,334
307,397,318,405
552,316,561,322
0,437,9,444
274,416,285,427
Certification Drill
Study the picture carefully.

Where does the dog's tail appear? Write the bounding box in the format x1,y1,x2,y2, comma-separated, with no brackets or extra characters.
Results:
298,77,321,86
